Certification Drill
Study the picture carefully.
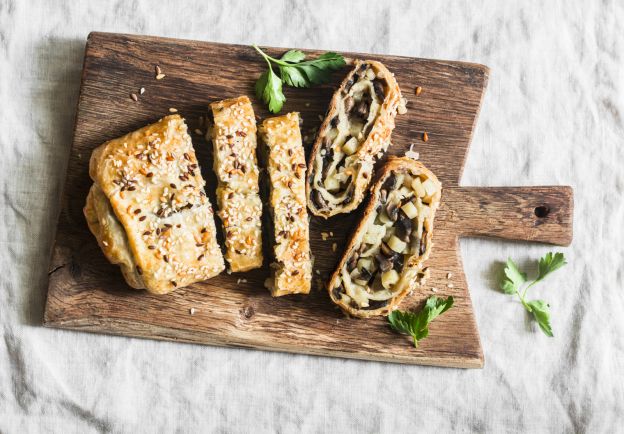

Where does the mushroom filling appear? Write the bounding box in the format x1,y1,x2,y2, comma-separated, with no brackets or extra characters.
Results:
310,63,386,211
332,171,439,310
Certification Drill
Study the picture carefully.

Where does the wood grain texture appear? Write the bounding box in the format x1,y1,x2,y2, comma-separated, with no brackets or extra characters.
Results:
43,32,573,368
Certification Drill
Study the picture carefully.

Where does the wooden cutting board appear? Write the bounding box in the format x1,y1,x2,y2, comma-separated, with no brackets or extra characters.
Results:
44,32,573,368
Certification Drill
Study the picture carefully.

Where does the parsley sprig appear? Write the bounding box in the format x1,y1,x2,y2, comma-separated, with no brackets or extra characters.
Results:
387,296,454,347
252,45,346,113
501,252,567,337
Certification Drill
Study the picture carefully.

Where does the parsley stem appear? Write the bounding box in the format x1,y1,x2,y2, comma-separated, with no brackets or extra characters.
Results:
252,45,292,67
515,288,532,312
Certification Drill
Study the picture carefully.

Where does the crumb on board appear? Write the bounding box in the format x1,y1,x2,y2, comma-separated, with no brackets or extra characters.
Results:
321,232,330,241
447,283,454,288
423,132,429,142
447,272,453,279
431,287,438,292
332,242,337,252
415,86,422,96
405,143,419,160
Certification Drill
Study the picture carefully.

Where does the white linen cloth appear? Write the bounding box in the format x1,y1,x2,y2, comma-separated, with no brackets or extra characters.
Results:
1,0,623,432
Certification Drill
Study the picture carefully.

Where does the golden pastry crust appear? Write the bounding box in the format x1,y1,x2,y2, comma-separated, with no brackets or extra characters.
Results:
84,184,144,289
327,157,441,318
84,115,224,294
306,60,402,218
210,96,263,272
259,112,312,296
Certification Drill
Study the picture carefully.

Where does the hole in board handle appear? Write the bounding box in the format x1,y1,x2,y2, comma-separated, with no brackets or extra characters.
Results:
534,205,550,218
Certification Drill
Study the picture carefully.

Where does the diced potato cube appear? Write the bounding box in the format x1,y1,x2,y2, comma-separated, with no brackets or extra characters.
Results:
401,201,418,219
381,269,400,289
324,176,340,191
422,179,438,197
388,235,407,253
343,137,358,155
411,177,426,197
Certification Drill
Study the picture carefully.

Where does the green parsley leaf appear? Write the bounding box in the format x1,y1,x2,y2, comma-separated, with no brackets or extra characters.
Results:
279,66,308,88
252,45,346,113
526,300,553,337
536,252,567,282
501,258,527,294
499,252,566,337
388,296,454,347
279,49,306,64
254,68,285,114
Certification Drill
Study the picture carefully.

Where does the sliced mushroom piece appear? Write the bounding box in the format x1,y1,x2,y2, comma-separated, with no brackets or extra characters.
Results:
373,79,385,100
380,241,399,260
342,187,354,205
353,95,371,120
382,174,397,192
419,229,427,255
385,201,399,221
346,254,358,272
311,190,328,210
321,148,334,179
359,266,373,282
375,252,393,273
395,211,412,242
332,285,342,299
343,95,354,113
379,189,388,204
394,254,404,273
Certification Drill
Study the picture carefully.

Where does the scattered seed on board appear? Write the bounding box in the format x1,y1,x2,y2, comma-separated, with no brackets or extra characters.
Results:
130,93,138,102
155,65,162,75
194,129,203,135
415,86,422,96
423,132,429,142
189,307,196,315
156,73,166,80
169,108,178,113
447,272,453,279
447,283,454,288
431,287,438,292
332,243,337,252
140,87,145,95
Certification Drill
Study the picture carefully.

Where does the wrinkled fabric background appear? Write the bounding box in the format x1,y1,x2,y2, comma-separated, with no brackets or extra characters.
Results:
1,0,623,432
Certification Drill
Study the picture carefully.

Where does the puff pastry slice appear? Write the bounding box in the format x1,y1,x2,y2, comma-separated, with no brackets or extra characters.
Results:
210,96,263,272
259,112,312,296
84,114,225,294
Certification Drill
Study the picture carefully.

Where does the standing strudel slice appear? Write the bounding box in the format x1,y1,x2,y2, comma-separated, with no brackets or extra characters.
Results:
306,60,403,218
259,112,312,296
210,96,263,272
327,157,441,317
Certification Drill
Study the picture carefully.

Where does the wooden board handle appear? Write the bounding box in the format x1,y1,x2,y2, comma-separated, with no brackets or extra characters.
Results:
442,186,573,246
